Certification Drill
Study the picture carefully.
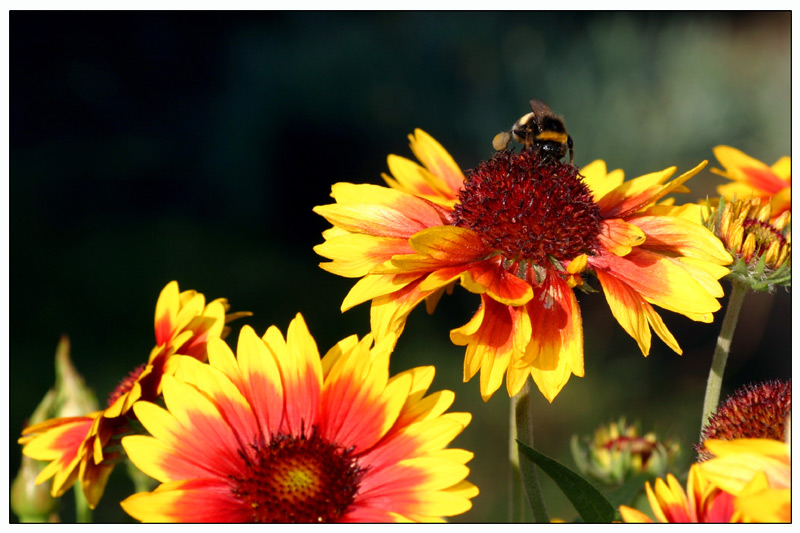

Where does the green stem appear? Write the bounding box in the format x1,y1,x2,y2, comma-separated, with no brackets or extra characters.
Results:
510,382,550,523
700,279,748,436
509,394,524,522
74,485,92,523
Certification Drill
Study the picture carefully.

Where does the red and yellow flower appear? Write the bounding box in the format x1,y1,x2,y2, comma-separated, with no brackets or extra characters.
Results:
712,145,790,221
314,130,731,401
120,314,477,522
19,281,245,508
618,463,738,522
620,437,790,523
698,438,791,522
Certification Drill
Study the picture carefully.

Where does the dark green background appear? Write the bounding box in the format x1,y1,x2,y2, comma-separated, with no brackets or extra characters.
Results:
9,11,790,523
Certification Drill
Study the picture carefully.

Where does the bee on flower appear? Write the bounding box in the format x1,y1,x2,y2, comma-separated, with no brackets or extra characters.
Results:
313,107,732,402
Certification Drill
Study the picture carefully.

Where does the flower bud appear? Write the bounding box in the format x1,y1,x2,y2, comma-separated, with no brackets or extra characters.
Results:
570,417,679,485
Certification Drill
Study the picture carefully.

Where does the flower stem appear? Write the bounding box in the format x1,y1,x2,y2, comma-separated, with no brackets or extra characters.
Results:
700,279,748,436
74,484,92,523
509,382,549,523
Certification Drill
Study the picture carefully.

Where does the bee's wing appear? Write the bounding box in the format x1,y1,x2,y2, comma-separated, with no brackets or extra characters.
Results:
528,99,554,118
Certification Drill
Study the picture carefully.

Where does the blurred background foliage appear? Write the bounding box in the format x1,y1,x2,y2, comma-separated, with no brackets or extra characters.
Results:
9,11,790,523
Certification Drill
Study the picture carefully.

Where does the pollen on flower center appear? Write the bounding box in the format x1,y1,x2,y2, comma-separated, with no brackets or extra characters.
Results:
231,428,364,523
452,149,602,264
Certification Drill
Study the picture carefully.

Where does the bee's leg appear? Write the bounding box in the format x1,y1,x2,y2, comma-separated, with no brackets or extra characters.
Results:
567,135,574,165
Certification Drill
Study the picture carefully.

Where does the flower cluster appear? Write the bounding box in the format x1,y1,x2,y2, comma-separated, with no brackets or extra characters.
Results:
18,284,477,522
15,110,790,523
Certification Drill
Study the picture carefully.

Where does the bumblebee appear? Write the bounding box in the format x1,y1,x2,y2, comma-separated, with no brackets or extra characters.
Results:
492,99,574,164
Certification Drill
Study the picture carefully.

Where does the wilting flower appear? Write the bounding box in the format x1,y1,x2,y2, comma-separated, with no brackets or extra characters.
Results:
712,146,790,221
618,463,739,522
705,196,791,291
696,380,791,461
570,417,679,485
698,438,791,523
120,314,477,522
19,281,245,508
314,130,731,401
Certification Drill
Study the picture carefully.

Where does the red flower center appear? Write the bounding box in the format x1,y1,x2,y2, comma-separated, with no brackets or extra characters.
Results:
231,429,364,523
107,363,147,407
452,149,602,264
696,379,791,461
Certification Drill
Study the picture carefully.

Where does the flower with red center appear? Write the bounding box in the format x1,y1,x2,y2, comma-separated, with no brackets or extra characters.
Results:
698,437,791,523
712,145,791,222
618,463,739,522
313,130,732,401
696,380,791,461
120,314,478,522
19,281,246,508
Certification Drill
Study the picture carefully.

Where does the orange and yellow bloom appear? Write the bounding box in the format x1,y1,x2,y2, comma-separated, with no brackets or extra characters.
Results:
618,463,738,522
698,438,791,522
314,130,731,402
620,437,791,523
120,314,477,522
712,145,791,221
19,281,244,508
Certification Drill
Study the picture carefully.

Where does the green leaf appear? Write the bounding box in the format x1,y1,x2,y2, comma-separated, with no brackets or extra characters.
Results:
517,440,616,523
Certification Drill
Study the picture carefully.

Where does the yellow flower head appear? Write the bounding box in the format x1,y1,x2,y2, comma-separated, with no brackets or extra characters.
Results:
314,129,731,402
121,314,477,522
